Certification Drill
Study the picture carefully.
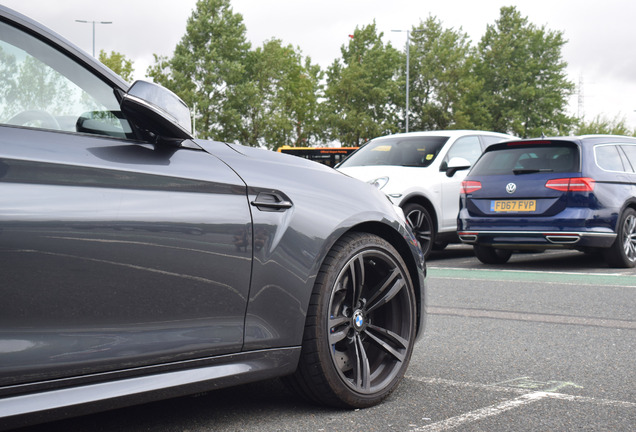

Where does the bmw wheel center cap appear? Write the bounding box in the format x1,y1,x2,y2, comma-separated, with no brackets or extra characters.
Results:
353,310,365,330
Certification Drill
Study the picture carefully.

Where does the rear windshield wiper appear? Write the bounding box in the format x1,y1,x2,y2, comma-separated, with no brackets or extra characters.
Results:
513,168,553,175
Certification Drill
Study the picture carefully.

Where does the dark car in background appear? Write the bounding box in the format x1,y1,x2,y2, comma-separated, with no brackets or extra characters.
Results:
0,6,426,429
458,136,636,267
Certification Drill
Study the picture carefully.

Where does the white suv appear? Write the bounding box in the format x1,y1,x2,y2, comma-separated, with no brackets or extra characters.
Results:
337,130,515,257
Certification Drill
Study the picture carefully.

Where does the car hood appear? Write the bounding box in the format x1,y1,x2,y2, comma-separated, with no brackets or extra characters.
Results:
194,140,340,176
337,164,436,183
194,140,381,197
226,142,337,172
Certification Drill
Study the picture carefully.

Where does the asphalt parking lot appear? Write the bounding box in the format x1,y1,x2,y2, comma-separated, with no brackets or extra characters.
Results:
15,246,636,432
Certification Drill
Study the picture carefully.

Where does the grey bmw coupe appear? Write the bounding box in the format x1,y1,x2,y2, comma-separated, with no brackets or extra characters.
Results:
0,5,425,429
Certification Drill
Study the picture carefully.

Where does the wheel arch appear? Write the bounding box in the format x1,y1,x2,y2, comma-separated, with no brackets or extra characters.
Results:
621,199,636,214
612,199,636,231
603,202,636,268
400,195,439,234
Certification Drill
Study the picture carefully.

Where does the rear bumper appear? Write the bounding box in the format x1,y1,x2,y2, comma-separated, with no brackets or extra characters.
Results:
457,230,616,249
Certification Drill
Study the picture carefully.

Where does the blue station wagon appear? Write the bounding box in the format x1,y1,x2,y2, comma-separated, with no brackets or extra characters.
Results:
458,136,636,267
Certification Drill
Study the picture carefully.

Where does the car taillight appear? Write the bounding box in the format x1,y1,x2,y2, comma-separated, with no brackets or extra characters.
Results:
461,180,482,194
545,177,595,192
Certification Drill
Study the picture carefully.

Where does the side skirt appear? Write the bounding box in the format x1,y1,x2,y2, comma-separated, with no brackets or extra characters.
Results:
0,347,300,430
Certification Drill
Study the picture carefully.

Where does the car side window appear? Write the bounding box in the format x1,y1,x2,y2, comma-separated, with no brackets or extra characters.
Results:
0,21,132,138
444,136,482,165
620,145,636,172
595,145,626,172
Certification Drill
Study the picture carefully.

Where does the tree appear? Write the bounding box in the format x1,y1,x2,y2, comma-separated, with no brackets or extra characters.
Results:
147,0,250,141
473,6,575,137
575,115,635,136
99,50,134,82
0,46,18,119
407,16,477,131
323,23,402,146
1,54,73,119
236,39,323,149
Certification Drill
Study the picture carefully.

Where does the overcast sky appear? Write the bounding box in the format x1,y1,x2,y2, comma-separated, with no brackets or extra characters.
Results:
3,0,635,128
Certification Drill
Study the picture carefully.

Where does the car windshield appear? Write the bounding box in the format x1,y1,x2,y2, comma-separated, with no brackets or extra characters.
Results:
338,136,449,168
470,143,580,176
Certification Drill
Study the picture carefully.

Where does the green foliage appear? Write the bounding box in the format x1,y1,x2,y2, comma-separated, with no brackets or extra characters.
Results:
143,3,596,146
147,0,250,141
98,50,134,82
0,45,18,119
147,0,323,148
575,115,636,136
323,22,402,146
0,46,73,120
407,16,476,131
472,6,576,138
236,40,323,149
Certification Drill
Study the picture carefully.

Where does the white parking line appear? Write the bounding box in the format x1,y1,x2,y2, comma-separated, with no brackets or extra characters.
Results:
410,391,550,432
405,376,636,431
406,376,528,394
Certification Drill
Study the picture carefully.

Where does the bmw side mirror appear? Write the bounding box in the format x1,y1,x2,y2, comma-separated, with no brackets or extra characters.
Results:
121,80,193,143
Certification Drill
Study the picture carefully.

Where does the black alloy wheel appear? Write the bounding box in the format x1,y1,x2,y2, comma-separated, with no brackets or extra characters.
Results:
287,232,417,408
403,203,434,258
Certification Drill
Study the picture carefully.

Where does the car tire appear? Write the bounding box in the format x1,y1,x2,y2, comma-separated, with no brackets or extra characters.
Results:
403,203,434,258
286,232,417,408
473,245,513,264
433,241,448,251
603,208,636,268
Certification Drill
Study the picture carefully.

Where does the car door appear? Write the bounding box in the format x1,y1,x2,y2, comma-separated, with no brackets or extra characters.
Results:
439,135,483,231
0,18,252,386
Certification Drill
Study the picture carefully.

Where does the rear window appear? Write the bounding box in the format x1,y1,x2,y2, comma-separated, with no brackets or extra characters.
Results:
470,143,580,176
338,136,449,168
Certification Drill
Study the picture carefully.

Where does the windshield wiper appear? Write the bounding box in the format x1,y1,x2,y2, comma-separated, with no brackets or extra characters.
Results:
513,168,553,175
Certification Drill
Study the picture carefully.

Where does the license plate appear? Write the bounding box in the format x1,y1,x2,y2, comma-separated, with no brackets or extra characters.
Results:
491,200,536,212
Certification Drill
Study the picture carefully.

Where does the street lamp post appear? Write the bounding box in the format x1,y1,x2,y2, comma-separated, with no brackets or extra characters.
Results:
392,29,411,133
75,19,112,57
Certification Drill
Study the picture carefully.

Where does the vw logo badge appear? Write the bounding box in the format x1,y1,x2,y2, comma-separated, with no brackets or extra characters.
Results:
506,183,517,194
353,310,364,329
